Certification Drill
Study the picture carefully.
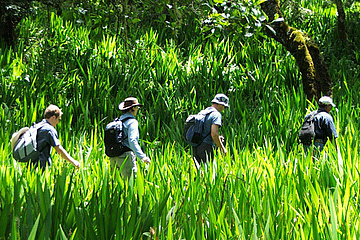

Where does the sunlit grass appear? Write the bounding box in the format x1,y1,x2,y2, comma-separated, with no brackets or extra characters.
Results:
1,0,360,239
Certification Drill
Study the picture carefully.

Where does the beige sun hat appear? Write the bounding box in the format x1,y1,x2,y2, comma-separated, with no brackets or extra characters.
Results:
118,97,144,110
10,127,29,150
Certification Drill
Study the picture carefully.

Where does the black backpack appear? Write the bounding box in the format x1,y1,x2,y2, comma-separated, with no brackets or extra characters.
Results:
184,109,215,147
104,117,131,157
299,111,318,145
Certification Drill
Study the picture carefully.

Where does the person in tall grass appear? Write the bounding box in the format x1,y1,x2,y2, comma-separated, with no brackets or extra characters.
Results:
193,94,229,169
31,105,80,170
109,97,151,179
302,96,338,155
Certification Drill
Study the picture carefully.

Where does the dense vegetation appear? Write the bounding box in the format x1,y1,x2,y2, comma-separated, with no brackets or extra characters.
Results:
1,0,360,239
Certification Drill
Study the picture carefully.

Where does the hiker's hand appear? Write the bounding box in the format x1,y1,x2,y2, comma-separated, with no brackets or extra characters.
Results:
218,135,226,155
142,157,151,164
222,148,227,156
72,160,81,169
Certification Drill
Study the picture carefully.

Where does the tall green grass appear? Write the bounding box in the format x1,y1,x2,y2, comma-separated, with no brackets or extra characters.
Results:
1,1,360,239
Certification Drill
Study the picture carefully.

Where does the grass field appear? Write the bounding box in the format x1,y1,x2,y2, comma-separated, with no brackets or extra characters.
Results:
1,1,360,239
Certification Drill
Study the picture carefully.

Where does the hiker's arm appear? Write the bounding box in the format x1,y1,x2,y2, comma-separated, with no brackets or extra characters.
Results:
327,118,338,150
54,145,80,168
127,121,148,161
211,124,227,155
332,137,338,150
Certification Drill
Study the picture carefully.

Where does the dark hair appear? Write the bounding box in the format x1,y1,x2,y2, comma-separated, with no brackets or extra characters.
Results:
121,106,135,114
318,103,327,108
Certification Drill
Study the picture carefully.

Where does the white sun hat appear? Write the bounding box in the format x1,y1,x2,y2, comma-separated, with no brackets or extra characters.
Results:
319,96,336,107
211,93,229,108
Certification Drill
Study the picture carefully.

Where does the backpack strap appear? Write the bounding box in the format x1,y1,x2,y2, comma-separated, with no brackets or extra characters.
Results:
200,108,217,140
310,110,319,119
122,116,133,122
34,120,50,129
117,116,133,140
303,110,318,123
202,107,216,116
115,116,133,122
34,120,53,153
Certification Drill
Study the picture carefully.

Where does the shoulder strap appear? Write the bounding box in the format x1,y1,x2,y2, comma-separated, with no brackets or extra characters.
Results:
33,120,51,129
304,111,317,122
201,108,217,139
122,117,133,122
203,108,216,124
309,110,319,120
200,108,216,116
115,116,133,122
119,117,133,141
33,121,52,153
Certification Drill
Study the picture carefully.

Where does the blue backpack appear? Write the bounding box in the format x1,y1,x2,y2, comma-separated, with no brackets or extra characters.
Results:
184,109,215,146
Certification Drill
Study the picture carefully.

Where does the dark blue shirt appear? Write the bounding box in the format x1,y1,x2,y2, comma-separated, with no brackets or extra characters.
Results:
304,108,338,143
32,119,60,168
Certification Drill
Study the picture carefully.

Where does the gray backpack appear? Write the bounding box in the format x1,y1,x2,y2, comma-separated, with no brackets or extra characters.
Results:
184,108,215,147
299,111,318,145
13,122,47,162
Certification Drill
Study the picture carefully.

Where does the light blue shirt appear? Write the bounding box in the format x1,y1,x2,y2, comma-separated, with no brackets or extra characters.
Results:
120,112,146,159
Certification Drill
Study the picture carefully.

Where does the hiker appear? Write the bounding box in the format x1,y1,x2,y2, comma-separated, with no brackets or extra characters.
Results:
12,104,80,170
192,93,229,168
108,97,151,179
302,96,338,155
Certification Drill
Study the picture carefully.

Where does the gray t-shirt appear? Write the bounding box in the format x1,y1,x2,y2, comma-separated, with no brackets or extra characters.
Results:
34,119,61,168
198,107,222,146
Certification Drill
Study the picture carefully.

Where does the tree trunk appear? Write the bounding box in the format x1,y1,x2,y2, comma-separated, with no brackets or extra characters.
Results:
0,1,31,47
260,0,332,101
334,0,347,42
0,12,18,47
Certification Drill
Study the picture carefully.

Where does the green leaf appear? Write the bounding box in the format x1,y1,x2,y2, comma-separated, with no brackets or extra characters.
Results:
27,214,41,240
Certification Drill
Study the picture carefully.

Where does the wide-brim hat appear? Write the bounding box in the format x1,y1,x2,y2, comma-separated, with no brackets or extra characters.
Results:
10,127,29,150
118,97,144,110
319,96,336,107
211,93,229,108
